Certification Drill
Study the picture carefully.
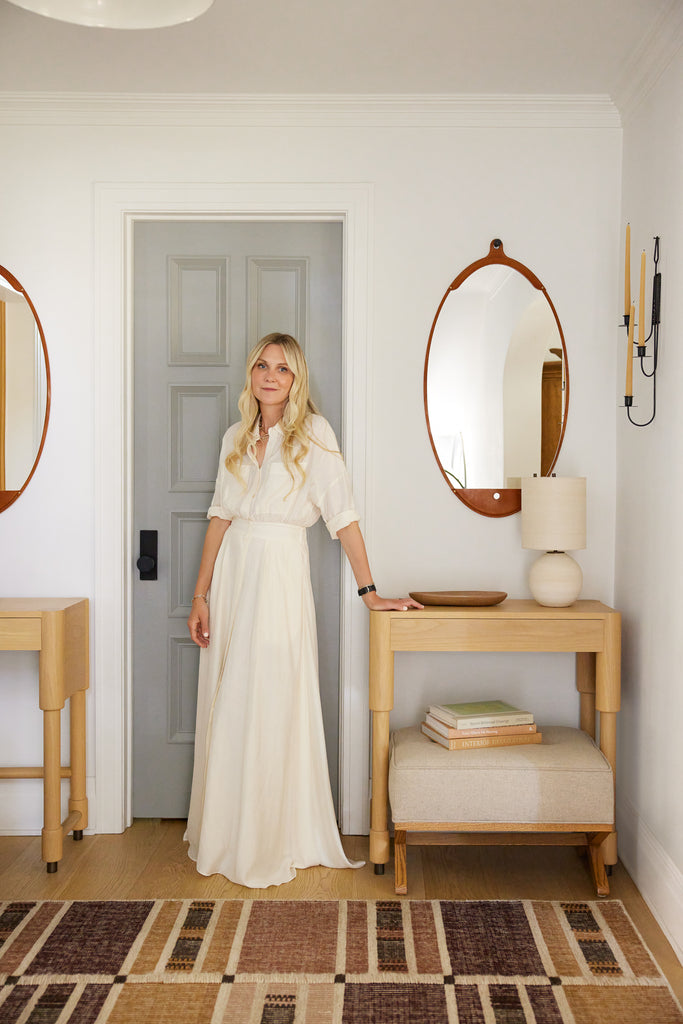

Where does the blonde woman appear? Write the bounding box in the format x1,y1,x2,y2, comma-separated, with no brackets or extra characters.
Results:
185,333,421,888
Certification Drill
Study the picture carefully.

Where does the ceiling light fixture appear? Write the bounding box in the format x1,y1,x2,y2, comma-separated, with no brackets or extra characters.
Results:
5,0,215,29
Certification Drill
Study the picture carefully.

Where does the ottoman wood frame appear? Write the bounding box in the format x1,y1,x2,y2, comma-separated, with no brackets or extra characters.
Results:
393,821,613,897
368,601,621,895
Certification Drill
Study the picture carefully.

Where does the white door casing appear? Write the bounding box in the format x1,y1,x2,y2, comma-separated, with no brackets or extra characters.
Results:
93,182,373,837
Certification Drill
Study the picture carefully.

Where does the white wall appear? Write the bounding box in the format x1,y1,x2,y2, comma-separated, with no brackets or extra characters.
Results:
616,49,683,960
0,98,619,850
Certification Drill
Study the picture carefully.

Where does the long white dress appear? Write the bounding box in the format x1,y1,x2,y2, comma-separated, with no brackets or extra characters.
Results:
184,414,363,887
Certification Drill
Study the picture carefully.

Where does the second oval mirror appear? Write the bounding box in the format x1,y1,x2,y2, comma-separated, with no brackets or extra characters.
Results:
0,265,51,513
424,239,569,517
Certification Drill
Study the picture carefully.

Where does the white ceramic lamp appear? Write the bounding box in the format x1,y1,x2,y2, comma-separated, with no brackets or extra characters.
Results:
521,476,586,607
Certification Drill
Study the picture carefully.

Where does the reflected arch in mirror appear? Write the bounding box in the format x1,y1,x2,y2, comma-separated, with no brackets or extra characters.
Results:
0,264,51,512
424,239,569,517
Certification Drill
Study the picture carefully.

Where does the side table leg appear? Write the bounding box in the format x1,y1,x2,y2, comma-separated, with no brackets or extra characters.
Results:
369,612,394,869
597,612,620,867
600,710,618,866
370,710,391,866
42,709,62,871
40,609,66,871
69,688,88,838
576,652,596,739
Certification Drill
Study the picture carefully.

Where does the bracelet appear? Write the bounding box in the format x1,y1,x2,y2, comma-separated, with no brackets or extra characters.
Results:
192,593,207,602
357,584,376,597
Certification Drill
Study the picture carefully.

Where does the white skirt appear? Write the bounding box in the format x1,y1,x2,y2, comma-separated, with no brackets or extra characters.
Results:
184,518,362,887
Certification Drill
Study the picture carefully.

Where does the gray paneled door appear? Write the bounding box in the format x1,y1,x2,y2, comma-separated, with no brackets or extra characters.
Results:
132,220,343,817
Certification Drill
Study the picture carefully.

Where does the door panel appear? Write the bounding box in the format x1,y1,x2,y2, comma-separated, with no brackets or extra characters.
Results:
133,220,343,817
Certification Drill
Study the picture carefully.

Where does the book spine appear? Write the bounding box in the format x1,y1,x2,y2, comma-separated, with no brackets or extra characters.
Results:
425,714,537,739
421,723,542,750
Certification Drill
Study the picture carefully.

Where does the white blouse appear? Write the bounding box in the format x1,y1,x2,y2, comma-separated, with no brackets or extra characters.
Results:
207,413,360,539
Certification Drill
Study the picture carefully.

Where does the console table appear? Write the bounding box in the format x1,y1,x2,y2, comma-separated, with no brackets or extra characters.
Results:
369,599,621,874
0,598,89,871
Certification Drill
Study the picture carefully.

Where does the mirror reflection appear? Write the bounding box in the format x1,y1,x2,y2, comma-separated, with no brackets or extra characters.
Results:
424,240,568,517
0,267,50,512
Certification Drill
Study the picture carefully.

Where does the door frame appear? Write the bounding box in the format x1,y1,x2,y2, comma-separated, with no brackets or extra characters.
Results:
94,182,373,837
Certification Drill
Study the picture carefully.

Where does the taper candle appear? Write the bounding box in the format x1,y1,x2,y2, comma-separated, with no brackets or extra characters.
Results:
626,302,634,397
624,223,631,317
639,250,646,345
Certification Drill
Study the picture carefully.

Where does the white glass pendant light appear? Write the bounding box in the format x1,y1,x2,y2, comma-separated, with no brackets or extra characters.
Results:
5,0,215,29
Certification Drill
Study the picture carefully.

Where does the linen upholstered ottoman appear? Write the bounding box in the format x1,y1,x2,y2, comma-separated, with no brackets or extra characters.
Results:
388,725,614,896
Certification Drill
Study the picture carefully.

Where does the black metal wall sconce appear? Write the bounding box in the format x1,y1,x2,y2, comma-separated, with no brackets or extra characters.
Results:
622,229,661,427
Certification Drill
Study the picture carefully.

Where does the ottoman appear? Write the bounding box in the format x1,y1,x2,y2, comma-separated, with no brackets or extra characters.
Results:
388,725,614,896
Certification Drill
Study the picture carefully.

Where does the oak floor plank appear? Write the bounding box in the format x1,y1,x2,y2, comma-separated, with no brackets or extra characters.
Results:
0,831,91,899
421,844,599,901
0,835,33,876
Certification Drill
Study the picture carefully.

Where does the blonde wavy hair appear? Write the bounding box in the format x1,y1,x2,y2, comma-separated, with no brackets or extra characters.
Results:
225,333,320,487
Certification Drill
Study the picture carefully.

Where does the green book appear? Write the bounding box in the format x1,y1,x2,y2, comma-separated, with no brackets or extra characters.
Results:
427,699,534,730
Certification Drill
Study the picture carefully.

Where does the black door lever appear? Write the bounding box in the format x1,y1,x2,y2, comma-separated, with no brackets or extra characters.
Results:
137,530,158,580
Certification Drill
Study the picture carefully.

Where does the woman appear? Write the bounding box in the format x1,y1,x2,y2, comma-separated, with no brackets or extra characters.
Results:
185,333,421,888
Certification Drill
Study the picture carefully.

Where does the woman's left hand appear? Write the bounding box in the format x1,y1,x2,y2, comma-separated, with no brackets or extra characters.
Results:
362,593,424,611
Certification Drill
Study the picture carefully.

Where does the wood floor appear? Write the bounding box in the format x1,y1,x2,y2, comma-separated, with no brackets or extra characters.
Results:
1,821,681,1002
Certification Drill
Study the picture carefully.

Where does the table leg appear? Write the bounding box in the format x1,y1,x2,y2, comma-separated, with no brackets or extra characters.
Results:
369,613,394,868
39,610,66,872
370,711,391,868
69,689,88,838
42,709,62,871
596,612,620,866
599,710,618,865
576,652,596,739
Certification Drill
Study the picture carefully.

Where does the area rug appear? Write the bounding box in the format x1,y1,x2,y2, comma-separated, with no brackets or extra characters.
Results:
0,899,681,1023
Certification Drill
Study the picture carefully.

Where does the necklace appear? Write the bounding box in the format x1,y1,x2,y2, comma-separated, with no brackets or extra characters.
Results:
256,416,270,444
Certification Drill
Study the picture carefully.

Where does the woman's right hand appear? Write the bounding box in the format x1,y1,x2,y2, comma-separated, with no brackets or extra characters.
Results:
188,598,210,648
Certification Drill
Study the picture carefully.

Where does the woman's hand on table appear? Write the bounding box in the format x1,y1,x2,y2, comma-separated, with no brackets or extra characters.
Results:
362,593,424,612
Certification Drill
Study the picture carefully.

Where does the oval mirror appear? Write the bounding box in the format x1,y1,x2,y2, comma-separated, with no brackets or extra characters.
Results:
424,239,569,517
0,265,51,512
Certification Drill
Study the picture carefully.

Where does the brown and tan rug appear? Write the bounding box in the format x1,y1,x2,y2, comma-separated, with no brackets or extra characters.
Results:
0,898,680,1023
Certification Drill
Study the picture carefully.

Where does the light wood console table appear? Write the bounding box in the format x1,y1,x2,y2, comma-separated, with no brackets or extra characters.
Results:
0,598,89,871
369,600,621,873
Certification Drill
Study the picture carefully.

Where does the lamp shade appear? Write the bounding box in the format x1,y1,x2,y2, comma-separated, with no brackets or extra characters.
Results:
5,0,214,28
521,476,586,552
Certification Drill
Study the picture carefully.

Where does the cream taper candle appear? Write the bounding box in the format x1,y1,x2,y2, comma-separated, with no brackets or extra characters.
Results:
624,223,631,317
626,302,634,397
639,250,646,345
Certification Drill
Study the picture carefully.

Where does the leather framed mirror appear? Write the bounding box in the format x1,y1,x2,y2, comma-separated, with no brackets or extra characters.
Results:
0,265,51,513
424,239,569,517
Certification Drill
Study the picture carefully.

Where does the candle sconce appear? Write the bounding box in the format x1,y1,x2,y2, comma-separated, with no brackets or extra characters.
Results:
622,234,661,427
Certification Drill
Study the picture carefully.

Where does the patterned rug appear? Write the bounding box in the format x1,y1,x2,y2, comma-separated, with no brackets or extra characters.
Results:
0,899,681,1023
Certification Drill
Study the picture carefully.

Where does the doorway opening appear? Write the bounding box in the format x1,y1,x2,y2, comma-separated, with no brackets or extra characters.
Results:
131,218,344,818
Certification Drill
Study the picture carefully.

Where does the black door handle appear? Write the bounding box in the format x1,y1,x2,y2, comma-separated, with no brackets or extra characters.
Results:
137,530,158,580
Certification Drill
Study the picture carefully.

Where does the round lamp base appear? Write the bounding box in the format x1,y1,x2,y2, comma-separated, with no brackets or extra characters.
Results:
528,552,583,607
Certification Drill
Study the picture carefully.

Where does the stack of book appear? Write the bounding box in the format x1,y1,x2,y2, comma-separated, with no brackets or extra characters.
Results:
421,699,541,750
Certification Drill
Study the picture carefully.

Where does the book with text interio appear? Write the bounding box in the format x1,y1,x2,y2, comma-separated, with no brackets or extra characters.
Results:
427,699,535,730
424,712,537,739
421,721,542,750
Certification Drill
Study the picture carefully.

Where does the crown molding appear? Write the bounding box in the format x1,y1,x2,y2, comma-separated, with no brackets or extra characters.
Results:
0,92,621,129
611,0,683,123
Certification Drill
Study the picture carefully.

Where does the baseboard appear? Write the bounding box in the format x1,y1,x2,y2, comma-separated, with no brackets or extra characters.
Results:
617,796,683,964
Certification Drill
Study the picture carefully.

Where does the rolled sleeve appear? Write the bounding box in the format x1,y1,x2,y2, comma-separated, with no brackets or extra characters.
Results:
325,508,360,540
206,426,237,520
207,505,231,521
309,416,360,538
